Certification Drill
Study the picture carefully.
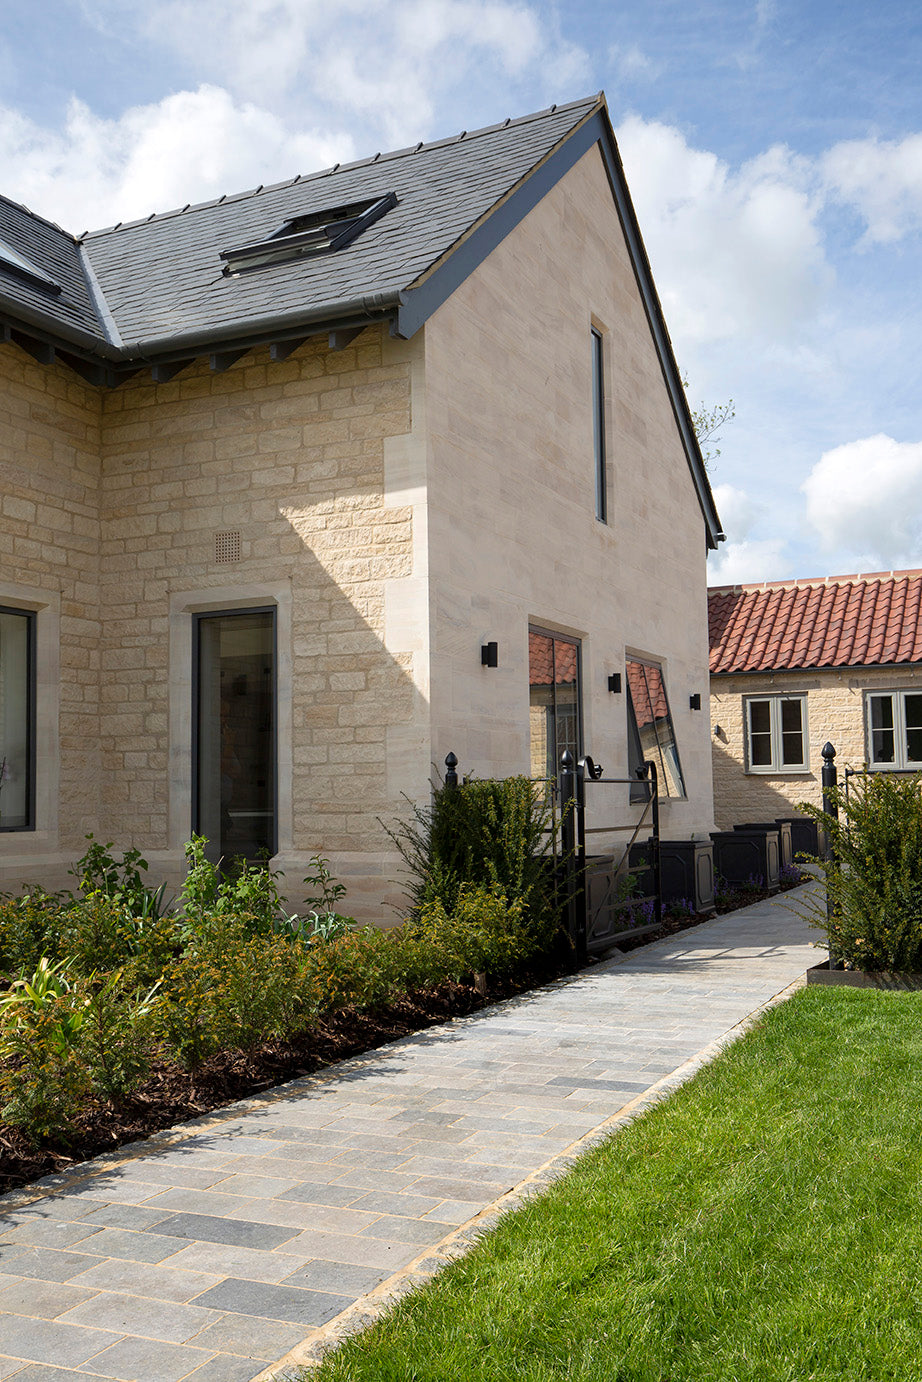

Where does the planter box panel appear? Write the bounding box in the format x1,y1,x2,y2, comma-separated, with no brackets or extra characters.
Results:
711,829,781,894
806,962,922,990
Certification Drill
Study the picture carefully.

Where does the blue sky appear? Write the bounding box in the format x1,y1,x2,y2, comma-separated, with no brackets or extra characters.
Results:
2,0,921,584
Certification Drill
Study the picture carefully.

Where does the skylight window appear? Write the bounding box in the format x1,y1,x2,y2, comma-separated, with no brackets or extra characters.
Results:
220,192,397,275
0,237,62,295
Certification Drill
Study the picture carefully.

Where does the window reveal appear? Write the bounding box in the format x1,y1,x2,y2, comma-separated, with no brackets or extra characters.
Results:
591,327,607,523
0,607,35,831
625,658,685,799
194,609,276,863
528,629,581,782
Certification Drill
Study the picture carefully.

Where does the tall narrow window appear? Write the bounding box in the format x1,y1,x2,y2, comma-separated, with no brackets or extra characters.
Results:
0,607,34,831
195,609,276,864
591,327,607,522
529,628,582,781
625,658,685,799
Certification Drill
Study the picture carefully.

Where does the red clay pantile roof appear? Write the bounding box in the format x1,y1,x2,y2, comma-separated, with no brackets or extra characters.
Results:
709,570,922,673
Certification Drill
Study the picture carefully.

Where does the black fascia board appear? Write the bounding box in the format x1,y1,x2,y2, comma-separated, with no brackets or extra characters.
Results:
0,292,117,360
394,104,723,551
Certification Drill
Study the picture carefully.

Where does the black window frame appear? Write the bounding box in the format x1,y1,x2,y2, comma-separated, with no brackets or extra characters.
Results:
0,604,36,833
591,326,607,523
191,605,278,861
625,655,686,801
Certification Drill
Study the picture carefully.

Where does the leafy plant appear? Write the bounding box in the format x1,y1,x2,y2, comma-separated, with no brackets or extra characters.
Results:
800,770,922,971
411,883,537,980
387,776,557,939
0,958,90,1140
0,888,66,976
72,970,161,1100
70,834,173,921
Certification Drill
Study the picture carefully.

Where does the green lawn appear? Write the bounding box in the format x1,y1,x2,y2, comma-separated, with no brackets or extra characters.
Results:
310,988,922,1381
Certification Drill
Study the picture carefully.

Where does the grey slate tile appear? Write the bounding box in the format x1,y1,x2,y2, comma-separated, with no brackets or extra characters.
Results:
78,1336,214,1382
192,1276,353,1325
0,1316,120,1369
146,1212,299,1250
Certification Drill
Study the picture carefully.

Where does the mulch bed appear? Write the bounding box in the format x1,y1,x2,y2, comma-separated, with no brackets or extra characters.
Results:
0,879,803,1197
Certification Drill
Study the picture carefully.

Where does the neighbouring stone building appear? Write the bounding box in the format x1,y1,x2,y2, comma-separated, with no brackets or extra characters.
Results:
0,94,723,918
709,570,922,827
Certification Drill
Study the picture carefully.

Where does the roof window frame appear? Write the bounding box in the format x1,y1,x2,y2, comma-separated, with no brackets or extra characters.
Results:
0,237,62,297
220,191,398,276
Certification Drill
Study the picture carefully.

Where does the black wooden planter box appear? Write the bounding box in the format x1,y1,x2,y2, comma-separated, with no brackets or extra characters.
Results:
711,827,781,894
629,838,715,915
734,820,793,871
775,815,820,861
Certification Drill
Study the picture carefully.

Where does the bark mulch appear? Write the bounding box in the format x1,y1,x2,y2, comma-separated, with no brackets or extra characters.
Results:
0,879,801,1198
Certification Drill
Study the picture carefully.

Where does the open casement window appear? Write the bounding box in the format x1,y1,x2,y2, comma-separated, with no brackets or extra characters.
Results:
867,691,922,770
0,607,35,831
528,629,582,783
745,695,808,773
625,658,685,799
194,608,277,864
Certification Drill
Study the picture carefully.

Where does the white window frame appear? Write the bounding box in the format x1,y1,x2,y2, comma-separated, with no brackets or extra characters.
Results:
866,690,922,770
745,694,808,774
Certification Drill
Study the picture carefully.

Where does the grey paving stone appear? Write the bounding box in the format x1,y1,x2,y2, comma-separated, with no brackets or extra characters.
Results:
346,1190,447,1218
206,1174,301,1199
69,1256,223,1303
161,1240,310,1283
183,1356,265,1382
0,1317,120,1369
358,1215,454,1246
61,1227,186,1264
0,1245,103,1281
189,1314,318,1361
0,1368,111,1382
280,1259,392,1295
279,1229,421,1270
193,1276,353,1325
276,1181,363,1208
0,1219,103,1251
146,1212,299,1251
1,1197,108,1223
58,1290,222,1343
78,1205,173,1232
0,1276,100,1318
79,1335,214,1382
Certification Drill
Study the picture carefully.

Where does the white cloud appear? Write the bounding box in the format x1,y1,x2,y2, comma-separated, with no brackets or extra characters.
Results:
84,0,588,146
708,537,791,586
823,133,922,244
0,86,352,230
615,117,832,346
802,434,922,569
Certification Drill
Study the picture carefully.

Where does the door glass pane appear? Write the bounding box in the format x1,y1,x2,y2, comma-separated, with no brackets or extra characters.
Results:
905,694,922,764
0,609,32,829
196,610,275,864
780,698,804,766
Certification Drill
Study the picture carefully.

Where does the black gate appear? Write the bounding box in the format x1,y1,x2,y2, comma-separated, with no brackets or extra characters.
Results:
558,749,662,962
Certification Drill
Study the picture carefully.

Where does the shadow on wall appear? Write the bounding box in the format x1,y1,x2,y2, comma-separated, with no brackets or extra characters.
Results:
710,739,822,831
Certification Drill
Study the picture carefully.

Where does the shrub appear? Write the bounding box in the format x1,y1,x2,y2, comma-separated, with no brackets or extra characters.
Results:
56,892,178,982
411,883,542,980
73,969,160,1100
71,834,173,922
800,770,922,971
0,888,66,976
388,775,557,932
0,959,91,1139
159,916,309,1068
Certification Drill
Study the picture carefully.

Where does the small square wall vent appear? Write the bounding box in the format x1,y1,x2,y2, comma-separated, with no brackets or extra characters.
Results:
214,530,241,563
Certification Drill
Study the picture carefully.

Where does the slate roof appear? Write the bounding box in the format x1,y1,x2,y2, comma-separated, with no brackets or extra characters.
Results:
0,96,599,358
0,196,104,346
709,571,922,674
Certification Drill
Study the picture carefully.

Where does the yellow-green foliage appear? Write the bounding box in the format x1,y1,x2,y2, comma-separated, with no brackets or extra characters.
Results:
411,883,540,980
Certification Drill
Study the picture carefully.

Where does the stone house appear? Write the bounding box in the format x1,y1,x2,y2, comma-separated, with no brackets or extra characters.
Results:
709,570,922,828
0,93,722,919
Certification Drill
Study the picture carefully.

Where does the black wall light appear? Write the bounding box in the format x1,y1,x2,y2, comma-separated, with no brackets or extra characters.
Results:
689,693,701,710
481,641,498,668
608,673,621,693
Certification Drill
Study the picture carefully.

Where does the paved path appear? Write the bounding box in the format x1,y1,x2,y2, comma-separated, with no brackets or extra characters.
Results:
0,887,819,1381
